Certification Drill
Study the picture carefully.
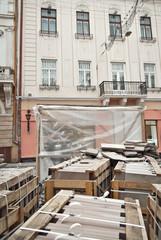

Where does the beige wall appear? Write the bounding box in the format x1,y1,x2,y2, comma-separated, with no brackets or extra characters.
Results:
21,0,161,102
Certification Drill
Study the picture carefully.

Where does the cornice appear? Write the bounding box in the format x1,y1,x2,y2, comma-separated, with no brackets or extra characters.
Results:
16,96,100,102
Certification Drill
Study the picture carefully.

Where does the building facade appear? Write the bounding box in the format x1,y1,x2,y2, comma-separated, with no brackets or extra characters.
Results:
17,0,161,161
0,0,17,162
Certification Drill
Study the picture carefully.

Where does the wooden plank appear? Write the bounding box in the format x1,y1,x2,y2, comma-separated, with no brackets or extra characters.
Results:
8,190,74,240
151,184,161,199
149,224,159,240
85,181,93,195
14,177,38,202
0,190,17,209
136,199,148,240
44,179,54,202
146,195,150,238
111,180,152,191
111,181,119,199
24,195,39,217
148,195,161,221
0,206,23,234
86,158,110,178
96,169,110,185
49,156,81,174
114,161,124,173
125,198,147,240
0,167,35,190
50,179,87,189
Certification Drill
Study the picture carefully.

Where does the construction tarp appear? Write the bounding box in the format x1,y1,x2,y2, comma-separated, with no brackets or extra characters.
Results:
33,105,146,180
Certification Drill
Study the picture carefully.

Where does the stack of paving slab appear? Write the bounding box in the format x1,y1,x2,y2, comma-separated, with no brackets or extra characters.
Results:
8,189,148,240
99,141,161,215
45,150,111,202
0,167,39,238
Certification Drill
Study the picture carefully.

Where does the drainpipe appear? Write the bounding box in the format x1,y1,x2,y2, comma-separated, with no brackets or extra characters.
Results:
13,0,17,144
18,0,23,162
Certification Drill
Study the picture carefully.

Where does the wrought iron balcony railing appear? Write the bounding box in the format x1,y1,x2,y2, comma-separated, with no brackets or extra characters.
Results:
99,81,147,96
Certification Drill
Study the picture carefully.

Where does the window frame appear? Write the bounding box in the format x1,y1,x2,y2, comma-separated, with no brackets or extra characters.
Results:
109,14,122,37
42,59,57,87
78,61,91,87
41,8,57,34
145,120,158,147
144,63,155,88
111,63,125,90
76,11,90,36
140,16,152,40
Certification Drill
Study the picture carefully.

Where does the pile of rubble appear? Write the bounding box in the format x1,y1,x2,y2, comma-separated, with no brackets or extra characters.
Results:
81,140,160,162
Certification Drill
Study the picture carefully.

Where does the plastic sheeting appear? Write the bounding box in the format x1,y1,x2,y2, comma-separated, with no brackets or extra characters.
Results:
33,105,146,180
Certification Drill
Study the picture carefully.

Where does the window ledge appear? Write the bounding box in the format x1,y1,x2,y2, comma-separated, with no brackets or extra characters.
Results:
77,85,96,91
108,36,125,42
39,30,59,37
140,37,156,43
75,33,93,40
147,87,161,92
39,85,59,90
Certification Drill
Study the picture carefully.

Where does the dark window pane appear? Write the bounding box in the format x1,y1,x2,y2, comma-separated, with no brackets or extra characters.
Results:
42,18,48,31
76,12,90,36
41,9,56,34
140,17,152,40
109,14,121,37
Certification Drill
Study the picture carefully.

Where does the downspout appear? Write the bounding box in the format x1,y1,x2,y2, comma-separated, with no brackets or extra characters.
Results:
18,0,23,162
13,0,17,144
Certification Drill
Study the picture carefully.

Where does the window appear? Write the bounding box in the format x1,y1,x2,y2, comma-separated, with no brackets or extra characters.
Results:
77,12,90,36
79,62,91,86
145,120,158,146
109,14,122,37
144,64,155,88
42,60,56,86
111,63,125,90
41,8,56,34
140,17,152,40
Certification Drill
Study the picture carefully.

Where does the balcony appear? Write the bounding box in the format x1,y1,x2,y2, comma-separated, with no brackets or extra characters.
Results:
99,81,147,106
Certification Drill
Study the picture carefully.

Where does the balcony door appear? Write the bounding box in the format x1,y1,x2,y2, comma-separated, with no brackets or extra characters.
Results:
111,63,125,91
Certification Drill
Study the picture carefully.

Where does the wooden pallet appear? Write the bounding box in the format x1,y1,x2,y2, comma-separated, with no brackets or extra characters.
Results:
0,167,35,191
0,206,24,235
0,176,39,215
146,184,161,240
45,156,111,202
0,168,39,237
8,190,148,240
111,159,161,214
